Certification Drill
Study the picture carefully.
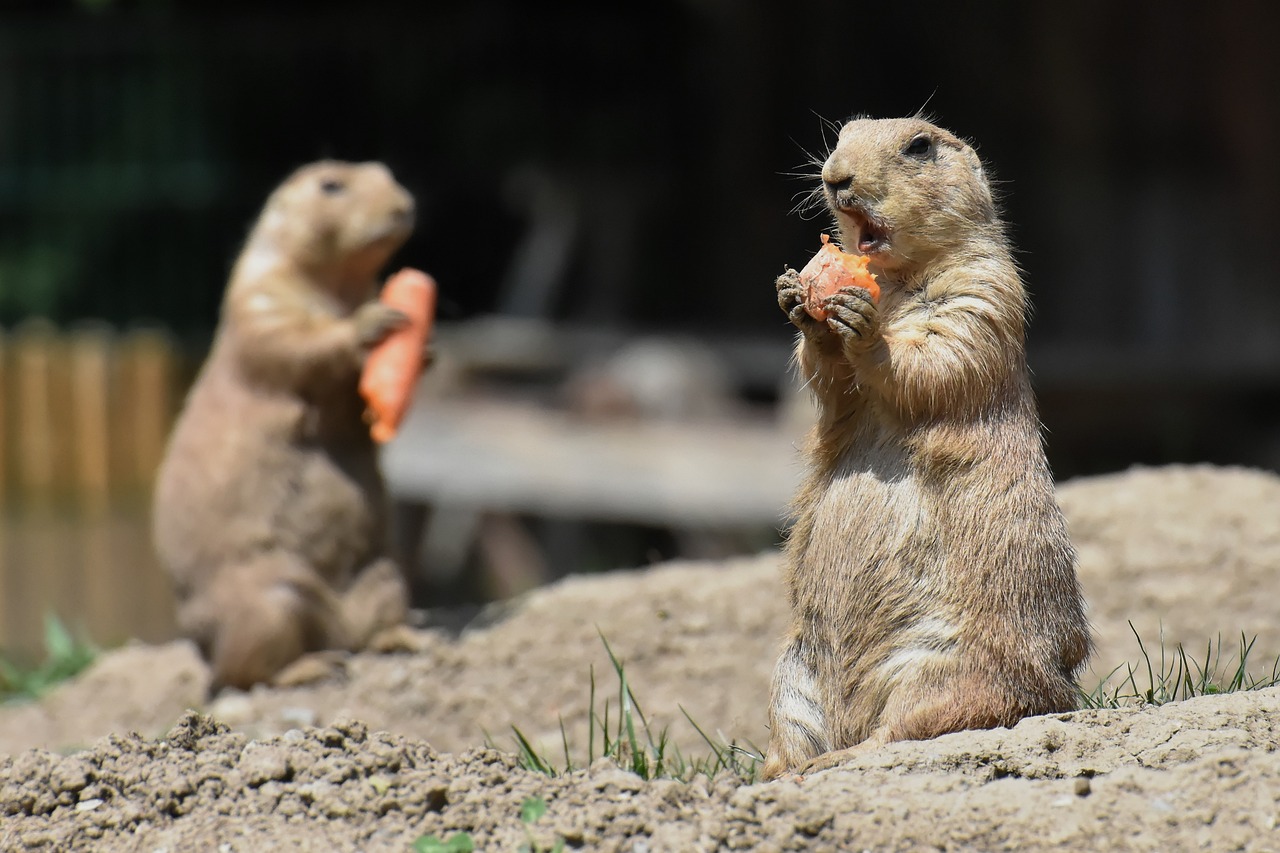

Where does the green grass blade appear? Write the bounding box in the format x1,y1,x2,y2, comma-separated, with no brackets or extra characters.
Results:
680,704,728,775
511,726,553,776
1128,621,1156,704
43,613,75,664
558,715,573,773
587,664,597,765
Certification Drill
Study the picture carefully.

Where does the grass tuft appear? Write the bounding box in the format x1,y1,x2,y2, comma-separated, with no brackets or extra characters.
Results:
1081,621,1280,709
0,613,97,703
495,630,761,783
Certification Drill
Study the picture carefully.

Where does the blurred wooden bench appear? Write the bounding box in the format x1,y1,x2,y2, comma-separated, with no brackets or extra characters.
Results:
377,316,804,598
383,396,801,529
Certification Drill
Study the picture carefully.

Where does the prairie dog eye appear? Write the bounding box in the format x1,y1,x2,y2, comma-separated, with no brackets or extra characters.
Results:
319,178,347,195
904,135,934,158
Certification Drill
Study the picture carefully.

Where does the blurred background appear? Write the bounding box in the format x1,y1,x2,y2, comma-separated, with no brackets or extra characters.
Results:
1,0,1277,659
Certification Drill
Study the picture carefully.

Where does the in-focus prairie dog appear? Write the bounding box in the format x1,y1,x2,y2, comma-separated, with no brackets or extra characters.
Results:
763,117,1091,779
153,160,417,691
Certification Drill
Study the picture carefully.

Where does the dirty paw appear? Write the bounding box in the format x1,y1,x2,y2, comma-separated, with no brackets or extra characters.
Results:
821,287,880,351
776,269,824,337
354,301,410,348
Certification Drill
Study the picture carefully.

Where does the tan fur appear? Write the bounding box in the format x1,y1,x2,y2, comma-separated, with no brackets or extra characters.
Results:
153,160,416,692
762,118,1091,779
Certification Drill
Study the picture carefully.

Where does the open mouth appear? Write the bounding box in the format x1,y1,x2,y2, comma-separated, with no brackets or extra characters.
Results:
839,209,889,255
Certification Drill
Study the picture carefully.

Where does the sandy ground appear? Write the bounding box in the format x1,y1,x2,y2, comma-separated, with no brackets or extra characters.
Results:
2,464,1279,850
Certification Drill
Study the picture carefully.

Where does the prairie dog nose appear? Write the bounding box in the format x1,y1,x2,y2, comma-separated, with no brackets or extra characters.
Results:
823,175,852,195
823,175,856,209
390,194,416,227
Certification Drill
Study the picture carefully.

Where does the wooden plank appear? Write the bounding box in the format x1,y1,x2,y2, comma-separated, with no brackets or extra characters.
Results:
382,397,803,528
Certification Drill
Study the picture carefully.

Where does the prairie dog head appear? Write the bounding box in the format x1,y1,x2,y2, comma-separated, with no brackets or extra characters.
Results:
821,118,996,276
248,160,416,282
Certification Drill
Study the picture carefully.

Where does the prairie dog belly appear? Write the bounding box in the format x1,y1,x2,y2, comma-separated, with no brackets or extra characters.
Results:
155,357,382,590
276,441,387,585
798,445,934,593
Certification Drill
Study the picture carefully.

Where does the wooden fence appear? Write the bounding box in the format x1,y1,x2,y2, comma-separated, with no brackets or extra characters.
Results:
0,323,182,660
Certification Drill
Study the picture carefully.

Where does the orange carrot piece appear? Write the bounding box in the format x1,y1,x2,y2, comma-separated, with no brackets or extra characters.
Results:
359,267,437,443
800,233,879,321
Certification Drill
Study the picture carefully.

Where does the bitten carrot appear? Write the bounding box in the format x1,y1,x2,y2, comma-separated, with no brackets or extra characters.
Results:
800,233,879,321
359,267,437,443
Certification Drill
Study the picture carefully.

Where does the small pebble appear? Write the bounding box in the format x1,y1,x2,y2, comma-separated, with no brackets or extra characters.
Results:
1074,777,1091,797
208,693,254,726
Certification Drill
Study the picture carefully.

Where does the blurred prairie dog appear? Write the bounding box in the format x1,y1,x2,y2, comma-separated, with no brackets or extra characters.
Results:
153,160,417,691
763,118,1090,778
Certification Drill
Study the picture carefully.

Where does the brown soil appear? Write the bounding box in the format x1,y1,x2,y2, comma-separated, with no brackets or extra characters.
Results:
2,463,1279,851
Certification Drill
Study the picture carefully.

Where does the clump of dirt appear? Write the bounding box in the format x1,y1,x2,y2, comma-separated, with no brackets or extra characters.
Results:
1,464,1279,850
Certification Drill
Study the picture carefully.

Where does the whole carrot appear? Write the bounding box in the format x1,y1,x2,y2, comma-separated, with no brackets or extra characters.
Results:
359,267,437,443
801,233,880,321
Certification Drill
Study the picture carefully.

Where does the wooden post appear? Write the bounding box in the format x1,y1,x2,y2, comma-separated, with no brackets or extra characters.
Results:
0,327,8,652
66,324,113,641
70,323,113,515
0,327,7,510
117,328,177,495
12,321,58,505
113,328,181,646
7,323,76,654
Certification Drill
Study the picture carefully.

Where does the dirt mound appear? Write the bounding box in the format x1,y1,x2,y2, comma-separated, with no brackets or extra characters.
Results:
1059,464,1280,677
4,688,1279,851
1,463,1279,849
0,551,786,761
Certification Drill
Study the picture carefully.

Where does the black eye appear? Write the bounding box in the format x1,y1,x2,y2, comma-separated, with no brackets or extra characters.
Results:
319,178,346,195
904,135,933,158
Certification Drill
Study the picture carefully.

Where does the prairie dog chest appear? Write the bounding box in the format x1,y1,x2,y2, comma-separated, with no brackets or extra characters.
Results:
800,437,933,566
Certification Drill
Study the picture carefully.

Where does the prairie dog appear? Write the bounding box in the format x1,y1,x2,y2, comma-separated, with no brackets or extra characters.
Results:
763,118,1090,778
153,160,416,691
